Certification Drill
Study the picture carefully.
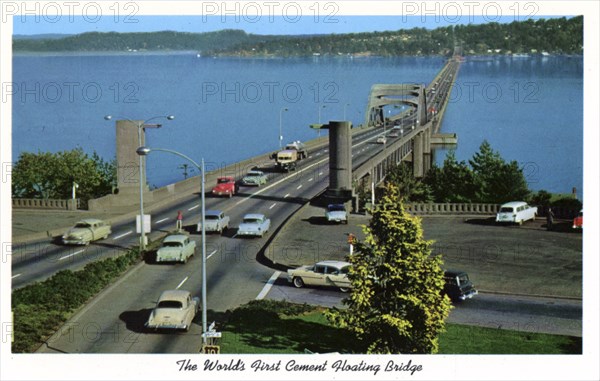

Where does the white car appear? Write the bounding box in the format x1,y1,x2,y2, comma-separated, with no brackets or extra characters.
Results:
145,290,199,331
496,201,537,225
376,135,387,144
242,170,268,186
156,234,196,263
198,210,230,234
62,218,111,245
237,213,271,237
325,204,348,224
287,260,352,292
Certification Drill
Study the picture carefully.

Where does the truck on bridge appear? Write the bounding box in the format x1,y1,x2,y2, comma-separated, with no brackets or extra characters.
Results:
273,141,309,172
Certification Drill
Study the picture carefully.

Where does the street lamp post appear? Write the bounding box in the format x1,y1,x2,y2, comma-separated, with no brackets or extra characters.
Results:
279,107,288,149
317,105,326,137
104,114,174,251
136,146,208,345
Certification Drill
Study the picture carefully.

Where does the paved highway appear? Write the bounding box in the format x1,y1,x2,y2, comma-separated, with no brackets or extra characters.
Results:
33,126,396,353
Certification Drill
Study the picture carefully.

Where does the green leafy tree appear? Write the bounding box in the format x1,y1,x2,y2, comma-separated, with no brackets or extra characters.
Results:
327,183,452,354
12,148,116,203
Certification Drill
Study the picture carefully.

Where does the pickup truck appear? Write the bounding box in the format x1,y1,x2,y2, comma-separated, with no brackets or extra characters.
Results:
197,210,230,234
211,176,238,198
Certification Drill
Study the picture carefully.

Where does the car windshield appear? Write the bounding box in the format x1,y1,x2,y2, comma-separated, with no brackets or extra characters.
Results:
243,218,260,224
157,300,183,309
246,172,260,177
458,274,469,285
499,207,514,213
162,241,182,248
74,222,91,228
205,215,219,220
328,205,345,212
217,178,230,184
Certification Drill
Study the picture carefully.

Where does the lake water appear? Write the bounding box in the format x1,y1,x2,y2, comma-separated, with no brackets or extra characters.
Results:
12,53,583,197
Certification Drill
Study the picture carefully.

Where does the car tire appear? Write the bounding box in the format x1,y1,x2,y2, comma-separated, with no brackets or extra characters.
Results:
339,287,350,293
293,277,304,288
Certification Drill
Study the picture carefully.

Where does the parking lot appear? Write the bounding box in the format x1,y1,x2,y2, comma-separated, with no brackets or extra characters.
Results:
264,204,583,299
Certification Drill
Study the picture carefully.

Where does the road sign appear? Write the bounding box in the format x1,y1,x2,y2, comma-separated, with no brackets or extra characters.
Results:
202,331,222,338
136,214,151,233
202,345,220,354
208,321,216,332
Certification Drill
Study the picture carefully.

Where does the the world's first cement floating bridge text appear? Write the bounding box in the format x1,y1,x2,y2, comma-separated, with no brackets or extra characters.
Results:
176,358,423,376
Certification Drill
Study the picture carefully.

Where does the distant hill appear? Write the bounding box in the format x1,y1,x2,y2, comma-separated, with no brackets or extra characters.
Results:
13,17,583,56
13,34,73,40
13,29,283,53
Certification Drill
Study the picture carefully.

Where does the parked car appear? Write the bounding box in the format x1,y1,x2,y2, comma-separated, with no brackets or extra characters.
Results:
211,176,239,197
287,260,352,292
156,234,196,263
572,209,583,229
242,170,268,186
496,201,537,225
145,290,199,331
376,135,387,144
197,210,230,234
325,204,348,224
237,213,270,237
62,218,111,245
443,270,478,302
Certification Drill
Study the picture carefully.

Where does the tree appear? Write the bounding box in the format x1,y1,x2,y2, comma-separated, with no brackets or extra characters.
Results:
12,148,116,204
469,141,529,203
386,162,433,202
424,150,476,202
327,183,452,354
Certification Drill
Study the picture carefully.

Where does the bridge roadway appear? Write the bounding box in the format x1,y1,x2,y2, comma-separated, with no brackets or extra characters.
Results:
28,126,396,353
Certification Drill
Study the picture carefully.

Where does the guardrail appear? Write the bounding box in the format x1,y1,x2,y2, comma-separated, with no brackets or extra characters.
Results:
406,203,580,218
12,198,80,210
407,203,499,215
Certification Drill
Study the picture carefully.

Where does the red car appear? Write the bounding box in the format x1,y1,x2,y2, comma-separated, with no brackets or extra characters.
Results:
211,176,238,198
572,209,583,229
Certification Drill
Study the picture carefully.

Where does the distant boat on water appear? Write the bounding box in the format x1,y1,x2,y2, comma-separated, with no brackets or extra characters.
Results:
511,53,530,58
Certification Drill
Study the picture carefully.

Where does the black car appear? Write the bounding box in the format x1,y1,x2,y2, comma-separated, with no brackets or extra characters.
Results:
443,270,478,302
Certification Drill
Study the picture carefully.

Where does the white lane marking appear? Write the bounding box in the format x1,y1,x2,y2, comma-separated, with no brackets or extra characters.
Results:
113,231,133,240
231,134,374,209
324,149,329,152
308,155,313,159
59,249,85,261
308,178,313,182
206,250,218,260
176,276,189,290
296,185,302,190
188,204,200,211
12,273,22,279
256,271,281,300
269,203,277,209
284,193,290,198
316,152,321,156
155,217,169,224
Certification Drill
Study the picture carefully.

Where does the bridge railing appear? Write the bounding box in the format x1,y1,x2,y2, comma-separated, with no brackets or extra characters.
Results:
12,198,80,210
406,203,500,215
406,203,580,218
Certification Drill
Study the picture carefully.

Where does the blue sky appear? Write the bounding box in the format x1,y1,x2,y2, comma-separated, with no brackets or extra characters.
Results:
13,15,563,36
